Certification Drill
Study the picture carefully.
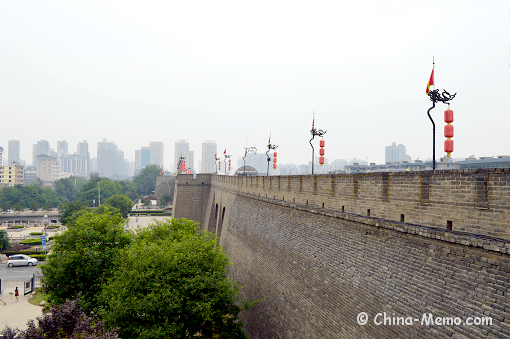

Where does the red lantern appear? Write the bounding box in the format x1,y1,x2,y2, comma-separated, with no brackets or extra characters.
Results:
319,148,325,156
444,109,454,123
320,139,325,147
444,124,454,138
273,152,277,158
219,162,221,170
445,139,454,153
273,157,277,163
319,157,325,165
273,163,277,169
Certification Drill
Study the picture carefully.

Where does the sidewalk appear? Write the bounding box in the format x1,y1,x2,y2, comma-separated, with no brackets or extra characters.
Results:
0,280,44,331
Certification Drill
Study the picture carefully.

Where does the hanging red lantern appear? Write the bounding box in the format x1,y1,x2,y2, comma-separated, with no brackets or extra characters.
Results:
319,148,325,156
273,151,277,158
444,108,454,156
444,124,454,138
319,157,325,165
320,139,325,148
445,139,454,153
319,138,325,166
218,161,221,170
273,163,277,169
444,109,454,123
273,157,277,163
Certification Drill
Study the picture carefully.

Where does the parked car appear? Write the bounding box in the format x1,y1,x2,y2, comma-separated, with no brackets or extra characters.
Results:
6,254,38,267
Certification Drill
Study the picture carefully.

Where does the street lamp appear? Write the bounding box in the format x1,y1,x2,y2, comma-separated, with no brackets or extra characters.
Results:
309,112,327,175
243,147,257,176
43,214,48,255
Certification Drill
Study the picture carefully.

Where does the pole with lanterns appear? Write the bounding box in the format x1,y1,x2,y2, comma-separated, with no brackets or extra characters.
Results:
223,149,231,175
214,153,221,174
425,59,456,170
309,112,327,175
243,147,257,176
266,134,278,176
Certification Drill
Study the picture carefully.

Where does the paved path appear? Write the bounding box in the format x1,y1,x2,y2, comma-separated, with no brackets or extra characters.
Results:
0,279,44,332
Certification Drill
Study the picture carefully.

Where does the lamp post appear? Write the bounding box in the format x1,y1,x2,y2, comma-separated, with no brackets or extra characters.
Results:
266,143,278,176
427,89,456,170
43,214,48,255
243,147,257,176
98,183,100,206
309,112,327,175
223,152,231,175
177,155,186,174
214,154,221,174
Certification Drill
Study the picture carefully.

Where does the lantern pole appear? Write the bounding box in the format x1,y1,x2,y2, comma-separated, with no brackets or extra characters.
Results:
309,113,327,175
243,147,257,176
427,89,456,170
266,143,278,176
177,155,186,174
224,153,231,176
214,154,221,174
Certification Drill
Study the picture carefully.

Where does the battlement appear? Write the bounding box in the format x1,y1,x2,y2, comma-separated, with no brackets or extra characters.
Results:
210,168,510,240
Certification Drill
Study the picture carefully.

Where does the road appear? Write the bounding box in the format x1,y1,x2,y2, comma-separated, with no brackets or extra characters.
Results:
0,263,43,284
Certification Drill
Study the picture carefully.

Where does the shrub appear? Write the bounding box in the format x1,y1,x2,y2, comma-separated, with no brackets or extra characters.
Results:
30,232,44,235
20,239,42,245
30,254,47,261
7,225,24,229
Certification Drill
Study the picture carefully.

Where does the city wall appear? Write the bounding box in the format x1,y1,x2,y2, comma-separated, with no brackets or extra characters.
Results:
173,170,510,338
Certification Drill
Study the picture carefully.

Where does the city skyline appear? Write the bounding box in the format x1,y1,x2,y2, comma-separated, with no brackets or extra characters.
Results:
1,1,509,170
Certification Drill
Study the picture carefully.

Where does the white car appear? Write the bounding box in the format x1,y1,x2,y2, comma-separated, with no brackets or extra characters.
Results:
6,254,39,267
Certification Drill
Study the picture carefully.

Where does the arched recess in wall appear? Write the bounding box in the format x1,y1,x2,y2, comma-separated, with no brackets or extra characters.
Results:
208,201,218,233
217,206,226,236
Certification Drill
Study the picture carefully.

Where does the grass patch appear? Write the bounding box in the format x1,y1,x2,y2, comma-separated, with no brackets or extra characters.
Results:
29,288,49,307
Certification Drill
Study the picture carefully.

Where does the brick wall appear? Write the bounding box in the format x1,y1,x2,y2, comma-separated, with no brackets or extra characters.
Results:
224,194,510,339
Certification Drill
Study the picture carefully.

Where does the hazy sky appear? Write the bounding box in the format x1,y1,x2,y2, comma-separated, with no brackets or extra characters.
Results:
1,1,509,170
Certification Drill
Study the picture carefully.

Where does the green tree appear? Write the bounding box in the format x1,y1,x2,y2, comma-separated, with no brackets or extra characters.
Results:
160,194,172,206
58,201,86,226
41,207,132,312
13,203,23,212
0,230,9,250
104,194,133,218
118,180,138,201
100,219,250,339
31,202,39,211
75,178,122,206
133,164,160,196
55,177,78,201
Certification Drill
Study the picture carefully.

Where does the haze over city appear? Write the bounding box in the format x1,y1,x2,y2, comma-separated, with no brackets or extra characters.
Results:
1,1,509,171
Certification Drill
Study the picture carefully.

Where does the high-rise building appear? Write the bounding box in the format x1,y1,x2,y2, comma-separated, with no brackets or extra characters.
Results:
77,141,90,174
188,151,194,172
385,142,412,164
60,154,87,177
23,166,36,186
201,141,217,173
135,146,151,173
174,140,189,172
97,139,118,179
8,140,21,166
32,140,51,167
57,140,68,159
149,142,164,169
0,146,3,166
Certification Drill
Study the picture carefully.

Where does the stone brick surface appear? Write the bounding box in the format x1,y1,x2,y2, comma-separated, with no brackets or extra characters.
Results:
172,171,510,338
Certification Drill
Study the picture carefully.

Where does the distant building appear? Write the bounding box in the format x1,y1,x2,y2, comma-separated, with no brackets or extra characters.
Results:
0,146,3,166
36,154,60,185
97,139,118,179
149,142,164,169
57,140,68,161
60,153,88,177
458,155,510,169
77,141,90,174
23,166,37,186
174,140,189,172
385,142,412,164
189,151,194,172
8,140,21,166
201,141,217,173
0,162,24,188
32,140,51,167
135,146,151,174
